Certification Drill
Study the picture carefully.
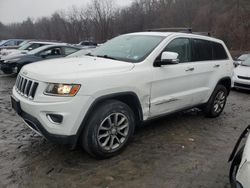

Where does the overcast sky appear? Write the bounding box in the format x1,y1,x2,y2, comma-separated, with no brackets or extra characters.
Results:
0,0,134,24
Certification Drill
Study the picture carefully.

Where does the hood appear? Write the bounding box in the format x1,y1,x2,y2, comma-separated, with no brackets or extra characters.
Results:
235,65,250,77
0,49,27,57
20,56,135,82
2,53,28,61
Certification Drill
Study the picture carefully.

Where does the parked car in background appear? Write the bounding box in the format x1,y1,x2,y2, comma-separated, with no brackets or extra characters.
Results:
67,47,96,58
11,31,233,158
229,125,250,188
77,41,97,47
234,53,250,67
233,57,250,90
0,40,30,51
0,41,63,58
0,39,25,49
0,44,80,74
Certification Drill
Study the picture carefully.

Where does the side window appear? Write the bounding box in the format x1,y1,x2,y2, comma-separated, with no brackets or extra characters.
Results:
28,43,41,50
212,42,228,60
4,40,15,46
164,38,191,63
64,47,78,56
192,39,212,61
40,47,62,57
16,41,23,45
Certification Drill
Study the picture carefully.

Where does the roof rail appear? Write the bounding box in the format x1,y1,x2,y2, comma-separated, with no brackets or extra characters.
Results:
192,32,211,37
147,27,192,33
146,27,211,36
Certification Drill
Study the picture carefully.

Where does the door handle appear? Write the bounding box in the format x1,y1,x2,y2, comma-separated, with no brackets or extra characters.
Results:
214,64,220,68
185,67,194,72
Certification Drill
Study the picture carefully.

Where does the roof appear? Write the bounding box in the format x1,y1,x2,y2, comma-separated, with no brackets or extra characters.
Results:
126,32,224,44
29,41,65,45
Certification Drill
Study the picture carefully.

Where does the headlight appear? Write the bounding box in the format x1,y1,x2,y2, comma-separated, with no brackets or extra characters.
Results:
44,83,81,96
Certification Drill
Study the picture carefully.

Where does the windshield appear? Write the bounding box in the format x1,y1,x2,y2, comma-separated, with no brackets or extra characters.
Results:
0,40,7,46
18,40,29,47
238,54,250,61
67,48,95,57
242,57,250,66
18,43,32,50
90,35,164,63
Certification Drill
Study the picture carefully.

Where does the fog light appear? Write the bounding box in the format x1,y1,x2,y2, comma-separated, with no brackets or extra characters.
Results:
47,114,63,124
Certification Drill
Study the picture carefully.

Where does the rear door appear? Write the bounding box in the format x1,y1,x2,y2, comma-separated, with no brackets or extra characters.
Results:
190,39,229,105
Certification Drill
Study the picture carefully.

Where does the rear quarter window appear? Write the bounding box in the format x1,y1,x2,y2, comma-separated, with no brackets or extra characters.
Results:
212,42,228,60
192,39,213,61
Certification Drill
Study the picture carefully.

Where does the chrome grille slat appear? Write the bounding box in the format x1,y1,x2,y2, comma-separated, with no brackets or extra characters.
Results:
15,75,39,100
28,82,34,97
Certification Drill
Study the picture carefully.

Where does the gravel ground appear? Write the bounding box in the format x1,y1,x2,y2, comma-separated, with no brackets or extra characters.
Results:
0,72,250,188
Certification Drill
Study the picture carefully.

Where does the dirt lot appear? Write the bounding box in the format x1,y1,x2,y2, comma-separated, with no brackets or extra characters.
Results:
0,72,250,188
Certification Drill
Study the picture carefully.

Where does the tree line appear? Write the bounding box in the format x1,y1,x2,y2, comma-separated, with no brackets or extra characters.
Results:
0,0,249,50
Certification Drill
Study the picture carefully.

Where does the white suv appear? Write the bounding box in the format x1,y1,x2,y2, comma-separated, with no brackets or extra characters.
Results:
11,32,234,158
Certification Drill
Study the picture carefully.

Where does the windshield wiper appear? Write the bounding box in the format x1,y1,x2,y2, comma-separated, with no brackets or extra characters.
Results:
96,55,117,60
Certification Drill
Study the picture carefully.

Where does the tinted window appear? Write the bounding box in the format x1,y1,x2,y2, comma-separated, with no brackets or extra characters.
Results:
212,42,228,60
192,39,212,61
40,47,62,57
164,38,191,63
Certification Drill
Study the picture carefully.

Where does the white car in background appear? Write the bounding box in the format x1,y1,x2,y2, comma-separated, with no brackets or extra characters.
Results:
0,41,63,58
229,125,250,188
233,57,250,90
234,54,250,67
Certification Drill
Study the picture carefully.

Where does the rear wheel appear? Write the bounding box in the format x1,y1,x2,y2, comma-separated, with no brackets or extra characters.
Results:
81,100,135,159
203,85,228,118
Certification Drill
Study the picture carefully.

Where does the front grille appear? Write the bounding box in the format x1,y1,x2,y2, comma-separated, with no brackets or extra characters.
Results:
234,82,250,89
238,75,250,80
15,74,39,100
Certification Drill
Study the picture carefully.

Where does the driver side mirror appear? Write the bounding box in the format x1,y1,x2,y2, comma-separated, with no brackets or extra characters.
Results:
234,61,241,67
154,51,179,67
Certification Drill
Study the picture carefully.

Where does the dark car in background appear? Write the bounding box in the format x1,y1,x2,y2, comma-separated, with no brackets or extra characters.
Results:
0,44,80,74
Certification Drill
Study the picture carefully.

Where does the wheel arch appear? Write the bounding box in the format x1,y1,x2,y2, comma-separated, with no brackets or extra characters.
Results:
216,76,232,95
74,92,143,147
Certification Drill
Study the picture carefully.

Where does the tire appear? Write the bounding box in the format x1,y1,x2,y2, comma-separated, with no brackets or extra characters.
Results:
81,100,135,159
203,85,228,118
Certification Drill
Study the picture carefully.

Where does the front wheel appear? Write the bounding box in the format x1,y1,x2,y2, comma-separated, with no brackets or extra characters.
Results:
81,100,135,159
203,85,228,118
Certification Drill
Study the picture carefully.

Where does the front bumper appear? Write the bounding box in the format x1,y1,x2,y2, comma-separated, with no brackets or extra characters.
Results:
12,85,93,146
233,75,250,90
19,105,77,145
